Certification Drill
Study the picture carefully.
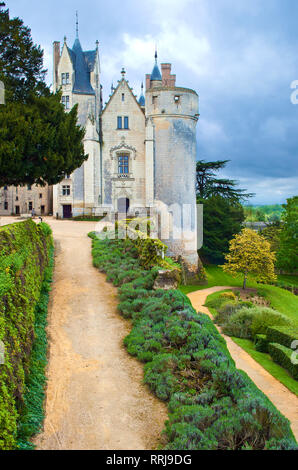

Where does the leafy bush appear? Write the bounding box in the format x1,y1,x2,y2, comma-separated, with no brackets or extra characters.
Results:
255,334,269,353
219,292,237,301
221,308,256,339
220,305,291,340
17,247,54,449
214,301,245,325
0,220,53,450
268,343,298,380
90,236,297,450
267,326,298,349
251,308,291,338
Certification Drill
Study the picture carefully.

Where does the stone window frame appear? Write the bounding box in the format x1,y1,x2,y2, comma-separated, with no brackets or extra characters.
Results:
110,139,137,178
62,185,71,196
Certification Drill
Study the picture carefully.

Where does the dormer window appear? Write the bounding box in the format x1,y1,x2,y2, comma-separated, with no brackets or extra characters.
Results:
62,73,70,85
174,95,181,104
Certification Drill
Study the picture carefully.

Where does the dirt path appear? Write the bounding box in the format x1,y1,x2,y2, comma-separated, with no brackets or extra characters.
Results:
33,219,167,451
188,287,298,441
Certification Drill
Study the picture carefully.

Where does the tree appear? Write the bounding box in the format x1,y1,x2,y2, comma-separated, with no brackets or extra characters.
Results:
0,3,47,102
259,221,282,254
221,228,277,289
199,196,245,264
0,3,87,186
0,93,87,186
196,160,254,202
277,196,298,273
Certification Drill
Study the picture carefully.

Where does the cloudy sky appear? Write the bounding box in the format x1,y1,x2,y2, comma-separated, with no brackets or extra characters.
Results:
6,0,298,204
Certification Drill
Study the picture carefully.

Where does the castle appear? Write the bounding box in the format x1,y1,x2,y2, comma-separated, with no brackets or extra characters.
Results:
0,28,200,271
52,29,200,269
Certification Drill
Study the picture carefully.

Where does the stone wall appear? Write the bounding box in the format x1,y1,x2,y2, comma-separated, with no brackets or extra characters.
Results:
101,78,146,212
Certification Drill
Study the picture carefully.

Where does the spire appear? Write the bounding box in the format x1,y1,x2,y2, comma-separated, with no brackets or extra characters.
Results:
76,11,79,38
139,82,145,107
121,67,126,79
151,49,162,82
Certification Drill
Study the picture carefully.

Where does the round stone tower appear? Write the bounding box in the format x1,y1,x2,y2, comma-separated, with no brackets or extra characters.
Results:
145,55,200,273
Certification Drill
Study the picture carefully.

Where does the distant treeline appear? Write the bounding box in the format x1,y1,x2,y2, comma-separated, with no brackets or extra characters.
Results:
244,204,284,222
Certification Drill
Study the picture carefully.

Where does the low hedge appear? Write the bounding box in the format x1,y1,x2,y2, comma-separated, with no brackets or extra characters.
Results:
0,220,53,450
90,235,297,450
267,326,298,349
268,343,298,380
255,334,268,353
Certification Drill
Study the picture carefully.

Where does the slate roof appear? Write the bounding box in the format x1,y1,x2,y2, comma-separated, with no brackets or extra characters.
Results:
71,38,95,95
139,94,145,106
151,63,162,81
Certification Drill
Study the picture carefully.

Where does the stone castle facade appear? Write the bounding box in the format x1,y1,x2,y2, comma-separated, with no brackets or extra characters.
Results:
1,29,200,269
52,31,200,267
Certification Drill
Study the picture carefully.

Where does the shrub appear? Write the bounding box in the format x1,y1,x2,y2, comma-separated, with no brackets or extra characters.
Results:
221,308,256,339
255,334,269,353
219,292,237,301
90,236,297,450
267,326,298,349
221,305,291,340
250,308,291,338
268,343,298,380
214,301,243,325
0,220,53,450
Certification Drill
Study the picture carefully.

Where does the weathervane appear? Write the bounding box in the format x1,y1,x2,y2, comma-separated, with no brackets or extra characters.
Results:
76,11,79,38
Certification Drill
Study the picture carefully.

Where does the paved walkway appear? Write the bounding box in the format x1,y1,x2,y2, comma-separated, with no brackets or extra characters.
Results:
28,218,167,450
188,287,298,441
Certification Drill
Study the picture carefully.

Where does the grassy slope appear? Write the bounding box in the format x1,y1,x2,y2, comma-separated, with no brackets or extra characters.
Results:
278,274,298,287
203,289,298,396
232,338,298,396
180,265,298,321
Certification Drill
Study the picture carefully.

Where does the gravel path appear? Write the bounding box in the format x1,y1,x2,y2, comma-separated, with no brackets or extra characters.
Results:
188,287,298,441
32,219,167,450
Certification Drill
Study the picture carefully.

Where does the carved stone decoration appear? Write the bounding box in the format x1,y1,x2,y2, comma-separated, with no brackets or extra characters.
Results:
110,137,137,160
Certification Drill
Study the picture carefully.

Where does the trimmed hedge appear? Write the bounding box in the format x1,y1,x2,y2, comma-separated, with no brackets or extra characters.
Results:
268,343,298,380
255,334,268,353
0,220,53,450
267,326,298,349
90,235,297,450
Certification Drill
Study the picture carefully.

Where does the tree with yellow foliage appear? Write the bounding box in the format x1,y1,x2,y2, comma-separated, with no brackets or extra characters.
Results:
221,228,277,289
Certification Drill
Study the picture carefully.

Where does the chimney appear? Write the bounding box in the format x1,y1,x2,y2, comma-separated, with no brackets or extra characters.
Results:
161,63,176,87
145,74,151,91
53,41,61,91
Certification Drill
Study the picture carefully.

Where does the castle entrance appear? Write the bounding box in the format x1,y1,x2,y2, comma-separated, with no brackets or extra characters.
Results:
117,198,130,214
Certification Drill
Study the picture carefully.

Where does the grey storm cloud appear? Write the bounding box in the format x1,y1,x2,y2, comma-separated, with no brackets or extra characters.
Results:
6,0,298,204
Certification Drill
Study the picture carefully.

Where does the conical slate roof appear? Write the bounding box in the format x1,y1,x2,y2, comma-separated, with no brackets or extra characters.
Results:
151,50,162,81
72,37,95,95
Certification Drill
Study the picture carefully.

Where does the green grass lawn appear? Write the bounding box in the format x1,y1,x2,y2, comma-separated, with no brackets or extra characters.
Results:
202,286,298,396
180,265,258,295
232,337,298,396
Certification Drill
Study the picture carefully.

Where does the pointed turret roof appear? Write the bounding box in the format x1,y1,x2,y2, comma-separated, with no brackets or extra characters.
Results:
71,36,95,95
139,83,145,106
151,50,162,81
